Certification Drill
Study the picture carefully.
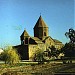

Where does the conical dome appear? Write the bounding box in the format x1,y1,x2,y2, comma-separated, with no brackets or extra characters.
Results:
21,29,29,37
34,16,49,40
34,15,48,28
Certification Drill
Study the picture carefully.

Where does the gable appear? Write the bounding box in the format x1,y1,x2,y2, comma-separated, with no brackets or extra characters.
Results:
43,36,54,43
29,37,44,44
29,38,37,44
43,36,55,48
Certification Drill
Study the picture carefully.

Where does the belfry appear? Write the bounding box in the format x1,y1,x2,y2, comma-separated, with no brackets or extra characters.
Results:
34,15,48,40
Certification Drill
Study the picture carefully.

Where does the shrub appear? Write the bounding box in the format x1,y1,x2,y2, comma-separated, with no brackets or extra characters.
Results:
0,46,20,65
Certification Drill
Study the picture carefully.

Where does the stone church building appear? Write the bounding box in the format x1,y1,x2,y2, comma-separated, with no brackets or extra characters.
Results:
14,16,63,60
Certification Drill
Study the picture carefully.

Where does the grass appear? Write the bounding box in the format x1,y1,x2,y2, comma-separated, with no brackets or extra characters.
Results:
0,61,75,75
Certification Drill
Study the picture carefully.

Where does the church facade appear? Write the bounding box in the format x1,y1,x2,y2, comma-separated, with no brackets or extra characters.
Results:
14,16,63,60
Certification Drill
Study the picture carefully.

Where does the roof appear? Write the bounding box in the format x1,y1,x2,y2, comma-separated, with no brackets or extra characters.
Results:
30,37,44,44
43,36,54,42
34,15,48,28
42,36,63,44
21,30,29,37
53,39,62,43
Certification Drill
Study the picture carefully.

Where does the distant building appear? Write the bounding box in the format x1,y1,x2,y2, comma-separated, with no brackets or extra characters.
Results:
14,16,64,60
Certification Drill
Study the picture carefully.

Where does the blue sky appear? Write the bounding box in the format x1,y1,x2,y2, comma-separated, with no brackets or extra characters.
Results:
0,0,74,48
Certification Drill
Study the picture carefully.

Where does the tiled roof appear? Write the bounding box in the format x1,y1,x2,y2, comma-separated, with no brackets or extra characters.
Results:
34,15,48,28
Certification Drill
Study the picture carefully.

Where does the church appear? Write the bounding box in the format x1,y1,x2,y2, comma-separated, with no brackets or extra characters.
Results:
14,16,63,60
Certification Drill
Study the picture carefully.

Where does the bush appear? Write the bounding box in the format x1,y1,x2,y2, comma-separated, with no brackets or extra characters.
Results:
0,46,20,65
32,48,44,64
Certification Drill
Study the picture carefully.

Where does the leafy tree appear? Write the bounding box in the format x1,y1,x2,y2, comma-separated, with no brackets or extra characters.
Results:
33,48,44,64
43,46,60,61
61,43,75,57
65,28,75,43
0,46,20,64
61,28,75,63
50,46,60,58
65,28,75,57
61,43,75,63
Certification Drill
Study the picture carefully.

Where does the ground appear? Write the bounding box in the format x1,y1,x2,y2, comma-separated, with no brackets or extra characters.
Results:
0,61,75,75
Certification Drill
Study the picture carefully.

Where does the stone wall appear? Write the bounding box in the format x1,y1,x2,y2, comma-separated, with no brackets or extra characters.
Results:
29,44,46,61
45,37,55,49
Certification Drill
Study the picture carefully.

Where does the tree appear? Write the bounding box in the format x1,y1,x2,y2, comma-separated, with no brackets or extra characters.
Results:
61,28,75,63
61,43,75,57
33,48,44,64
61,43,75,63
65,28,75,56
50,46,59,58
65,28,75,43
0,46,20,64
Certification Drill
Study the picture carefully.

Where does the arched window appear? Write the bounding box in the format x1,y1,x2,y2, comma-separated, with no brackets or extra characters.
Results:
44,32,46,36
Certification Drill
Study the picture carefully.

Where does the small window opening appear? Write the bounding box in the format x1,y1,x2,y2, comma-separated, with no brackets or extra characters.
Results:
44,32,46,36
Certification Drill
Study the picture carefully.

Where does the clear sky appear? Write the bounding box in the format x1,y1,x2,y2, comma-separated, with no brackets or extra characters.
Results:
0,0,74,48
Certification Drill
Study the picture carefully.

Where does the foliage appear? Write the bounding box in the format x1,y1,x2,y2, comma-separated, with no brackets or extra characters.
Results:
33,48,44,64
64,28,75,57
61,43,75,63
61,43,75,57
65,28,75,43
50,46,60,58
43,46,60,61
61,28,75,63
0,46,20,64
50,46,57,57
